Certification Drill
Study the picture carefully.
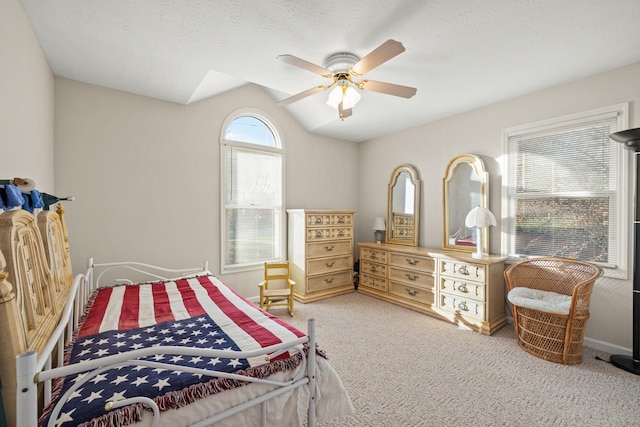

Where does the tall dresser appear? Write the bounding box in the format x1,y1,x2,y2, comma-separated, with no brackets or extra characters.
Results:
358,242,506,335
287,209,356,303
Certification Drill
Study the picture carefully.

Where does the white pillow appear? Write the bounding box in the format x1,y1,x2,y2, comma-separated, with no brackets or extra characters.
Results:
507,287,572,315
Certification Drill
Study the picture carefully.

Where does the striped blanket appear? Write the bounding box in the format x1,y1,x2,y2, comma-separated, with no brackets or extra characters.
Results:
40,274,308,427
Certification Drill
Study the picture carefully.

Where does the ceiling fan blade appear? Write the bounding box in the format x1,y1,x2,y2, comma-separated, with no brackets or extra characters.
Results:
277,54,332,77
350,39,405,76
278,86,327,106
360,80,417,98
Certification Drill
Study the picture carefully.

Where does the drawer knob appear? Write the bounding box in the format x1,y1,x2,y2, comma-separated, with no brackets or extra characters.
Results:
458,265,470,275
324,245,334,251
457,284,469,293
370,266,378,273
315,231,322,238
338,230,344,237
326,262,335,267
324,278,334,284
337,217,345,223
406,273,418,281
457,301,469,311
371,253,378,259
406,288,417,296
406,258,418,266
315,217,322,223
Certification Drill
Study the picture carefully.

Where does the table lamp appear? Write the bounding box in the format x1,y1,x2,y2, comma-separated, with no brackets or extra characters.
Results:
465,206,496,258
372,217,386,244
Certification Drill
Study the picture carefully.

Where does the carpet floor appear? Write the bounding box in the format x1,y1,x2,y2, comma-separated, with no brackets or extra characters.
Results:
276,291,640,427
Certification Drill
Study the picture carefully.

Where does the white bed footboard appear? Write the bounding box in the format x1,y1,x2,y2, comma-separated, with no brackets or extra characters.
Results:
17,320,317,427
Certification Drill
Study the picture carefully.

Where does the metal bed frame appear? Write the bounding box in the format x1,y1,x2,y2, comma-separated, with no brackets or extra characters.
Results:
15,258,317,427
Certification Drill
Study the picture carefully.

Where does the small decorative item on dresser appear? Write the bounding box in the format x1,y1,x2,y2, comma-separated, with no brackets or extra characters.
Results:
372,216,386,243
464,206,496,259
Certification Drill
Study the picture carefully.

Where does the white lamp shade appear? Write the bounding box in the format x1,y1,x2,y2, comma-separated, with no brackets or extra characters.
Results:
326,84,361,110
465,206,496,228
372,216,386,231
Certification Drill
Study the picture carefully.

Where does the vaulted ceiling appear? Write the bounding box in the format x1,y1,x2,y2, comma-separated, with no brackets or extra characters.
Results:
19,0,640,142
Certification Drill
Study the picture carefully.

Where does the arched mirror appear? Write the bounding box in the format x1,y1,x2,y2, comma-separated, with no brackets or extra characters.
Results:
442,154,489,253
387,164,420,246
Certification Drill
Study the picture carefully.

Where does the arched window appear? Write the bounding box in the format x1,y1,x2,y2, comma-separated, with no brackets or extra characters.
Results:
220,110,285,273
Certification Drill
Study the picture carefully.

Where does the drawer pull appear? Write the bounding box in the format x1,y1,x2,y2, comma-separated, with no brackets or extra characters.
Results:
324,245,335,251
370,266,379,273
315,217,322,224
406,258,419,266
337,217,345,223
405,273,419,281
457,301,469,311
315,231,323,238
326,262,335,268
458,265,470,275
338,230,344,237
324,278,334,284
371,253,378,259
457,284,469,293
406,288,417,296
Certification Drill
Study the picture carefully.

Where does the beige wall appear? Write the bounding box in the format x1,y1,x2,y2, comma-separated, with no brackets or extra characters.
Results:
5,0,638,355
0,0,54,191
358,62,640,354
54,79,358,296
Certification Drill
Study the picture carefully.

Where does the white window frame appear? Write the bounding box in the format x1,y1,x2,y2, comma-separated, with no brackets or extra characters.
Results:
220,108,286,274
501,103,629,279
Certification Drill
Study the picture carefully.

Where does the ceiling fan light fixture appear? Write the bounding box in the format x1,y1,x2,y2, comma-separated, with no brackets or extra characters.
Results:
326,82,361,110
278,39,416,121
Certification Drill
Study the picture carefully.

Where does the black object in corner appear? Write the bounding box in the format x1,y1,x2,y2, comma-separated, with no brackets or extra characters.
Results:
610,128,640,375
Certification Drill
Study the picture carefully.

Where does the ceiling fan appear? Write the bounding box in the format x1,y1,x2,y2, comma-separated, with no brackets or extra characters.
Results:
277,39,417,120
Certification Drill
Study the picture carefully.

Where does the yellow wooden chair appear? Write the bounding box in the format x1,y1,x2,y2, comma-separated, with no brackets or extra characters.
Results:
258,261,296,316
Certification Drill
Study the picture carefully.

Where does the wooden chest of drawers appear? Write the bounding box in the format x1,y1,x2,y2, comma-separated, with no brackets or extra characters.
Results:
358,242,506,335
288,209,356,303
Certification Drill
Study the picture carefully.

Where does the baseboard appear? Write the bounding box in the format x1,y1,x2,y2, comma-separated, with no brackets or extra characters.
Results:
505,315,633,356
584,337,633,356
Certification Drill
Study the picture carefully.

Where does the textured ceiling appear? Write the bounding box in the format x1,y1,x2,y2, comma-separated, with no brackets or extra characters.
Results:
18,0,640,142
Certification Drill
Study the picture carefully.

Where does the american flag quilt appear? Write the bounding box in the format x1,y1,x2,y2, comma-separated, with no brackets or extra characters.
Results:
40,275,308,427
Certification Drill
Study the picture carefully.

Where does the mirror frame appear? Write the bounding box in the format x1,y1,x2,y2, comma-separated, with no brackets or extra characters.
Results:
442,154,489,253
387,164,420,247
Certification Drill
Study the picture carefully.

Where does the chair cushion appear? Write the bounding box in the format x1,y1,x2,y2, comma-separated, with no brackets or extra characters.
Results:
507,287,572,315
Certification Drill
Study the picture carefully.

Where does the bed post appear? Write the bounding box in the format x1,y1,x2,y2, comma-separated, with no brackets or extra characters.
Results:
0,246,29,427
15,351,38,427
307,318,317,427
55,203,70,256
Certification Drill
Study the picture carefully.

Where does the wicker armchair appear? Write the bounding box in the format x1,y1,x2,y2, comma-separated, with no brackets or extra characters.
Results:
504,258,602,365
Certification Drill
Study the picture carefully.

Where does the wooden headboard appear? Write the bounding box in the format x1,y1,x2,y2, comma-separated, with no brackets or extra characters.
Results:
0,205,72,426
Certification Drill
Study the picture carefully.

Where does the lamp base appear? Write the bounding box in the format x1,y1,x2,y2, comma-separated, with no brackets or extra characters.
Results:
610,354,640,375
